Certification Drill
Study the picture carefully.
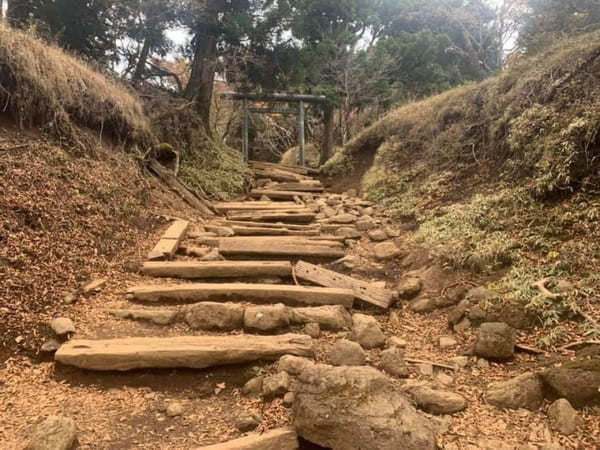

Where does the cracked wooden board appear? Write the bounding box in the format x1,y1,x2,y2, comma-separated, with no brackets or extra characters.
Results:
141,261,293,279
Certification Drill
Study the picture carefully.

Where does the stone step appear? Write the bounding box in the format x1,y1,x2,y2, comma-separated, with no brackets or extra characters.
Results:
55,334,314,371
197,427,299,450
126,283,354,308
141,261,293,279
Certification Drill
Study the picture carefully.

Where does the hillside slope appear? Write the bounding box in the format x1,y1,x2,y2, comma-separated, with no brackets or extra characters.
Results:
325,32,600,345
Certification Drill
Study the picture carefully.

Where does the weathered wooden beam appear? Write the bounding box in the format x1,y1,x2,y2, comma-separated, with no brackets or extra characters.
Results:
127,283,354,308
142,261,293,279
295,260,394,309
252,168,309,182
213,201,306,213
265,182,324,193
214,220,320,231
148,220,190,261
250,189,319,200
218,237,345,259
230,225,320,236
249,107,298,115
55,334,314,371
221,91,327,104
197,428,299,450
226,210,316,223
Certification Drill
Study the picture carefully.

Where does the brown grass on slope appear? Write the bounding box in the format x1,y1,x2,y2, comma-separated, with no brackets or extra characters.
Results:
0,23,154,153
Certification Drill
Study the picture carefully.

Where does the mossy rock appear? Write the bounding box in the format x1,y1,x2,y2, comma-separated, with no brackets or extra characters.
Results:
540,358,600,407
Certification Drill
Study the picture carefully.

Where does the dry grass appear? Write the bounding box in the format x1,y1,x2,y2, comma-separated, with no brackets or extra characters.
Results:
0,23,153,152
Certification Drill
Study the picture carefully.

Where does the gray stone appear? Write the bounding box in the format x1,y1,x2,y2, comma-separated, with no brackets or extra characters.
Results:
465,286,490,303
439,336,457,350
285,358,437,450
329,213,356,224
303,322,321,338
214,226,235,237
262,372,290,399
547,399,582,435
368,229,388,242
389,336,408,348
373,241,403,261
540,358,600,407
234,410,262,432
474,322,515,360
108,309,178,326
330,339,366,366
27,416,76,450
242,376,263,396
486,372,544,411
454,317,472,333
448,356,469,369
166,401,184,417
410,297,437,313
396,277,423,300
384,226,401,238
352,314,386,349
244,304,291,332
418,363,434,377
355,218,376,232
184,302,244,330
477,358,490,369
283,391,295,407
40,339,61,353
380,346,409,378
406,385,467,415
50,318,75,336
289,305,352,330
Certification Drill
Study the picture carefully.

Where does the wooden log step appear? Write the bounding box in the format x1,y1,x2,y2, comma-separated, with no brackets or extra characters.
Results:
266,181,323,192
295,260,394,309
227,210,316,223
218,237,345,259
55,334,314,371
249,160,320,176
250,189,320,200
127,283,354,308
148,220,190,261
198,427,299,450
213,202,305,212
252,168,309,183
141,261,293,279
191,236,343,249
230,225,320,236
214,220,320,231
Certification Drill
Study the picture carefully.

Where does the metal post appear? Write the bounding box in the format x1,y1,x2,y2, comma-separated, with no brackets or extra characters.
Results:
242,99,249,162
298,100,305,167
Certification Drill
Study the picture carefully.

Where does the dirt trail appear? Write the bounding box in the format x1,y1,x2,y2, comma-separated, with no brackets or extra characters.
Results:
1,162,597,449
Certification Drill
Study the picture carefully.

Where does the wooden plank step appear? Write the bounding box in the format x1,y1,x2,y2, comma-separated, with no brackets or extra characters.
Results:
266,182,324,192
250,189,320,200
227,210,316,223
148,220,190,261
189,236,343,248
141,261,293,279
230,225,320,236
198,427,299,450
213,202,305,213
127,283,354,308
252,168,310,183
55,334,314,371
249,160,320,176
215,220,320,231
218,237,345,259
295,260,394,309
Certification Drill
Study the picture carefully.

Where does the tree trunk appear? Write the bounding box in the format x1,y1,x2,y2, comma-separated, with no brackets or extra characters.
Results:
184,7,219,132
6,0,34,26
132,35,151,82
320,104,335,166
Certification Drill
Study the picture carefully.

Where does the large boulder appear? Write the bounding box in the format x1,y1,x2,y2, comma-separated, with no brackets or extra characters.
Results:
27,416,77,450
547,399,582,435
184,302,244,330
474,322,515,360
289,305,352,331
540,358,600,407
352,314,386,349
279,357,437,450
244,304,291,332
485,372,544,410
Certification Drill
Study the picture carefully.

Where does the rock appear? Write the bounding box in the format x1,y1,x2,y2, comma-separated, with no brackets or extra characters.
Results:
540,358,600,407
405,385,467,415
83,278,107,294
107,309,178,326
234,410,262,432
289,305,352,330
474,322,515,360
380,346,409,377
355,218,376,231
396,277,423,300
346,189,358,197
465,286,490,303
277,355,316,376
368,229,388,242
329,213,356,224
547,399,582,435
334,226,361,239
62,293,76,304
373,241,402,261
215,226,235,237
435,372,454,387
448,356,469,369
262,372,290,399
418,363,434,377
303,322,321,338
486,372,543,410
476,358,490,369
40,339,61,353
283,392,295,407
409,297,437,313
330,339,366,366
454,317,472,333
50,318,75,336
435,285,469,308
184,302,244,331
199,248,223,261
439,336,457,350
27,416,77,450
384,226,401,238
244,304,291,332
389,336,408,348
242,376,264,396
166,401,184,417
283,358,436,450
352,314,386,349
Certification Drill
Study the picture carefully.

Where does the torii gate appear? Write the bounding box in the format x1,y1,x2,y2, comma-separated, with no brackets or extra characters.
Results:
221,92,334,167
